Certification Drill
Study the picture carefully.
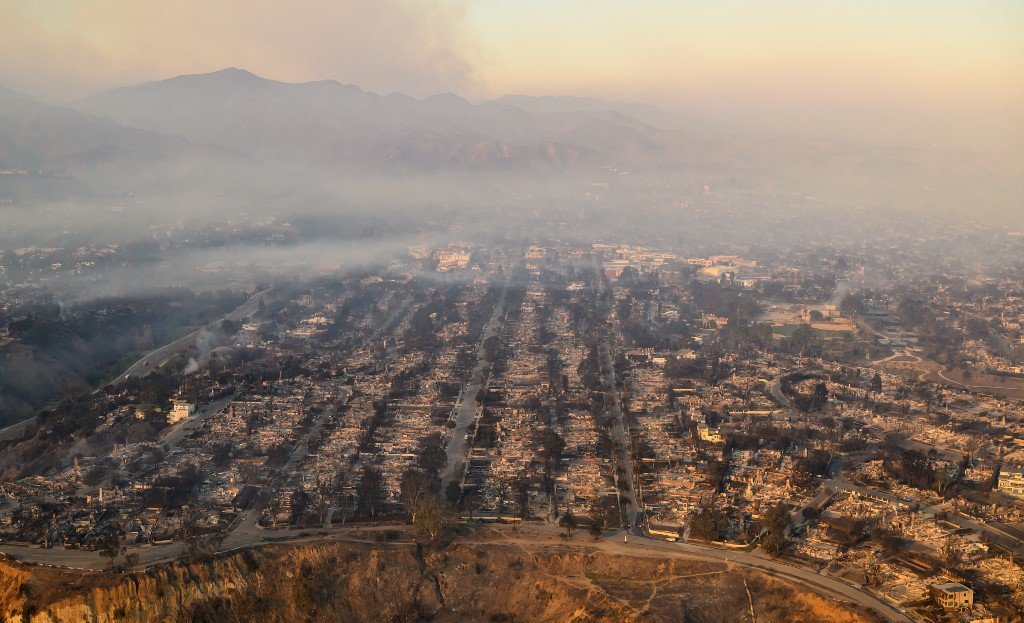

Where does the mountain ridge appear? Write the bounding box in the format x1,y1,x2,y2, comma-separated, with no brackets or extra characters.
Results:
0,68,1013,212
73,68,623,170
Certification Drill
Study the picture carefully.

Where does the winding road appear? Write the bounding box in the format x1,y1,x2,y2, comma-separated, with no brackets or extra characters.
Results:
116,288,272,383
0,417,35,443
0,523,913,622
626,534,912,623
767,375,792,409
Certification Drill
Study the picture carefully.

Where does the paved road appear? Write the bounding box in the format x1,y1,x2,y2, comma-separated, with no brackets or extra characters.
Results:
0,293,269,444
872,349,922,365
0,416,36,443
224,388,349,548
227,294,409,541
0,541,184,571
768,376,793,409
158,396,233,449
116,289,272,383
594,269,640,531
464,524,913,623
0,523,911,622
631,535,912,623
368,297,412,343
439,276,510,496
933,367,1023,393
600,339,640,531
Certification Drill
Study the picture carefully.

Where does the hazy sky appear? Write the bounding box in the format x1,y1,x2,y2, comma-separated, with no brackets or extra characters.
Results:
2,0,1021,158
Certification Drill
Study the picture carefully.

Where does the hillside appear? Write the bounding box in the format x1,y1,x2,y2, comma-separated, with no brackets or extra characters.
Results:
73,68,604,171
68,69,1015,212
0,538,882,623
0,85,246,198
0,68,1014,213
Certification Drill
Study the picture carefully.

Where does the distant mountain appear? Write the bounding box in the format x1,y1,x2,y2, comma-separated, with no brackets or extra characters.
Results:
0,84,243,197
3,67,1005,213
0,85,227,169
73,68,608,170
492,94,690,130
66,69,763,171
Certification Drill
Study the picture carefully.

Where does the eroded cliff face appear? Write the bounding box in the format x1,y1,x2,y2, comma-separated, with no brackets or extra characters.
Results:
0,540,880,623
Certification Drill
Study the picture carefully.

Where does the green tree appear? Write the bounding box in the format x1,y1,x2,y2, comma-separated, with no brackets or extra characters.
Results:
290,487,312,525
94,520,126,570
514,477,533,519
559,509,578,537
357,465,385,518
811,382,829,411
788,324,816,355
400,468,435,522
332,469,351,523
124,552,140,571
793,449,833,488
444,481,463,507
417,433,448,476
762,528,788,557
762,504,791,532
413,498,454,542
482,335,500,362
761,503,792,557
689,507,726,542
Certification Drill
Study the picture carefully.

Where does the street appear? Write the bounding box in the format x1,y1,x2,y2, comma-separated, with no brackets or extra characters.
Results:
439,273,510,496
0,522,912,622
223,387,350,549
116,288,273,383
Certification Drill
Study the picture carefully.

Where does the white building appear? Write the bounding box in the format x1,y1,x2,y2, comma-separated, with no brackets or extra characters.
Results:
998,465,1024,497
168,401,195,424
930,582,973,610
697,423,724,444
